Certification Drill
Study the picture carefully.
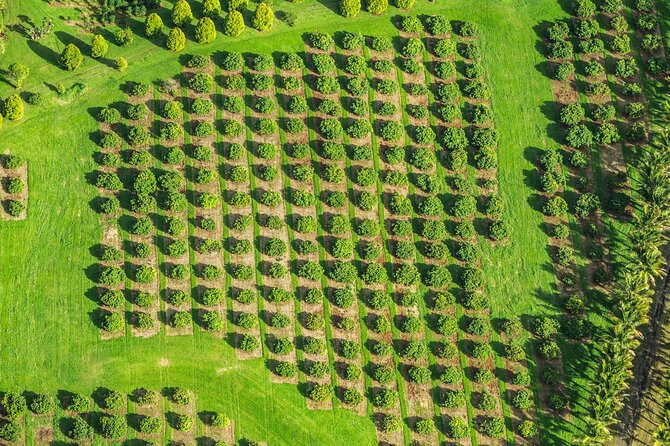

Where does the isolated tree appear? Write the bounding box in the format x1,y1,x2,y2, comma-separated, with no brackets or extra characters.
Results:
60,43,82,71
145,12,164,37
172,0,193,27
252,2,274,31
223,11,244,36
367,0,388,14
4,94,24,120
195,17,216,43
115,56,128,72
202,0,222,17
166,27,186,51
340,0,360,17
90,34,109,58
7,62,29,88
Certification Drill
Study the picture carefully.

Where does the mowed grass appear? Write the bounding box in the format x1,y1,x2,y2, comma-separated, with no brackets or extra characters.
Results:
0,0,582,442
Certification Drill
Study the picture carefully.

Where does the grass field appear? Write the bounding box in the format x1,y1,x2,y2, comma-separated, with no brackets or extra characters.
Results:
0,0,602,443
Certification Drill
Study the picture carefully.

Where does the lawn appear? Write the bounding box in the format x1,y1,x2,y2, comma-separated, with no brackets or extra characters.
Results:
0,0,595,444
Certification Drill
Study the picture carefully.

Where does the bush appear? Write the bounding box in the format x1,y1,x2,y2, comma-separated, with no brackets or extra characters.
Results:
170,311,192,328
174,414,194,431
479,418,505,438
308,384,332,402
145,13,163,37
367,0,388,14
447,417,469,439
100,415,126,438
27,394,53,415
195,17,216,43
138,416,161,434
67,418,93,440
538,340,561,360
443,390,465,408
166,27,186,51
518,420,538,438
252,2,274,31
60,44,82,71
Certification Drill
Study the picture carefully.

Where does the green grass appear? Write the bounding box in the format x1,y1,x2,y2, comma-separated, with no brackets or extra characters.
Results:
0,0,593,443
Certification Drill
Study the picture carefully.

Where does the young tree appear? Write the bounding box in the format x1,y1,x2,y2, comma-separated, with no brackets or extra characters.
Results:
166,27,186,51
145,12,164,37
339,0,361,17
367,0,388,14
172,0,193,27
227,0,248,11
7,62,29,88
223,11,244,36
195,17,216,43
115,56,128,72
60,43,83,71
202,0,222,17
90,34,109,58
252,2,274,31
4,94,24,120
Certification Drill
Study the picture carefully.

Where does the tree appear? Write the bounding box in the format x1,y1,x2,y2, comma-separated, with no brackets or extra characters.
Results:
90,34,108,58
195,17,216,43
60,44,82,71
202,0,222,17
166,28,186,51
115,57,128,72
339,0,360,17
145,13,164,37
367,0,388,14
172,0,193,26
4,94,24,120
7,62,29,88
252,2,273,31
223,11,244,37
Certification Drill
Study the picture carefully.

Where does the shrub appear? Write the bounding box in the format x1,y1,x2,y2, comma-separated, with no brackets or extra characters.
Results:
100,415,126,438
538,340,561,360
145,12,163,37
67,418,92,440
479,417,505,438
443,390,465,408
60,44,82,71
367,0,388,14
447,417,469,439
252,2,274,31
195,17,216,44
166,27,186,51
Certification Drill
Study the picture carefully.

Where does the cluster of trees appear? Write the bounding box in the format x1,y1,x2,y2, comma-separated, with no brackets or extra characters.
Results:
142,0,277,52
581,146,670,443
2,154,28,218
0,387,235,443
542,1,666,443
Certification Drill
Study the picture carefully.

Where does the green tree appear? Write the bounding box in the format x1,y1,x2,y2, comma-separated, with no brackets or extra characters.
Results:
7,62,29,88
339,0,360,17
252,2,274,31
90,34,108,58
195,17,216,43
145,12,164,37
202,0,222,17
60,44,82,71
367,0,388,14
115,57,128,72
223,11,244,36
227,0,248,11
172,0,193,27
4,94,24,120
166,28,186,51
